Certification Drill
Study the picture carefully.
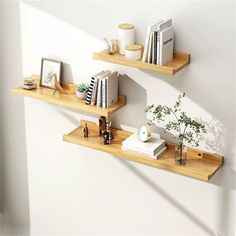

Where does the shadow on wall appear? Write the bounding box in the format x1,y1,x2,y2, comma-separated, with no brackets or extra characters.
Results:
117,158,216,236
112,74,147,129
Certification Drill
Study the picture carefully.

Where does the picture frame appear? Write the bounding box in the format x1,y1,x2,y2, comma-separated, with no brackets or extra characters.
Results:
40,58,62,89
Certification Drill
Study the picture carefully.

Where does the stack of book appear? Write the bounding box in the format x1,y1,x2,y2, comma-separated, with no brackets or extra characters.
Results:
122,133,167,159
142,19,174,66
85,70,119,108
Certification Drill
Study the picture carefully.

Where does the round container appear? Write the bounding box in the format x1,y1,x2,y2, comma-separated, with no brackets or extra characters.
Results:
125,44,142,61
76,91,87,100
118,23,135,55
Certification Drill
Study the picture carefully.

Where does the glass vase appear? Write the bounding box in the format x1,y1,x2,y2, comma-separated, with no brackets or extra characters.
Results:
175,141,187,165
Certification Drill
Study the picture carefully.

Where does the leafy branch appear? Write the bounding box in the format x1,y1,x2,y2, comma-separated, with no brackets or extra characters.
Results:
145,93,206,147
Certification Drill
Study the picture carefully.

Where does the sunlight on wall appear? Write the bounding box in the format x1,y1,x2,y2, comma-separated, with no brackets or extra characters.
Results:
20,3,104,84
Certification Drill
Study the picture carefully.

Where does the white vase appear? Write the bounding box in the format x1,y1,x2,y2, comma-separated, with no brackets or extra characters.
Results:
76,91,87,100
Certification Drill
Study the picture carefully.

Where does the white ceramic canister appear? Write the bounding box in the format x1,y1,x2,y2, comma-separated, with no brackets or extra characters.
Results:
125,44,142,61
118,23,135,55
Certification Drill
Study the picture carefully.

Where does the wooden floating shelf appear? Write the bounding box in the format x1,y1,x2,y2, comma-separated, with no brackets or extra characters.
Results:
63,120,223,182
93,49,190,75
12,75,126,117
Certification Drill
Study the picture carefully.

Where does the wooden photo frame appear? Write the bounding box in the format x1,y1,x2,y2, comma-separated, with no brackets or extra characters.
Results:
40,58,62,89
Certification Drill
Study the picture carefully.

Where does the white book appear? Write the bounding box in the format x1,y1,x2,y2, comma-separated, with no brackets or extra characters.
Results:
86,70,104,105
156,19,172,65
101,77,107,108
96,78,102,107
122,146,167,159
158,19,172,32
148,146,167,159
159,26,174,66
91,71,110,106
147,31,154,64
106,71,118,108
123,142,166,156
122,133,166,155
142,19,163,63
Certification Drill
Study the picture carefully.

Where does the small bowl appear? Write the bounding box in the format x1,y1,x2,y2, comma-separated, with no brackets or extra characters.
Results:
76,91,88,100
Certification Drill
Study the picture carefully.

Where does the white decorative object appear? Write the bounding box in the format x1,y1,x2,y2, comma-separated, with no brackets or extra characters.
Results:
125,44,142,61
76,91,88,100
118,23,135,55
138,125,151,142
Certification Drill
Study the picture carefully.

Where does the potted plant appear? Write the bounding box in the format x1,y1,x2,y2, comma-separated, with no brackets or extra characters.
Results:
76,83,89,100
145,93,206,165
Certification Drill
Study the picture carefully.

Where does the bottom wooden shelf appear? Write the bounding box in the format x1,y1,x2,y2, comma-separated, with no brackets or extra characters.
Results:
63,120,223,181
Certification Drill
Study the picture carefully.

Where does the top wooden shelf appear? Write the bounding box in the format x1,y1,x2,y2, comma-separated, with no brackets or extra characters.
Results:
12,75,126,118
93,49,190,75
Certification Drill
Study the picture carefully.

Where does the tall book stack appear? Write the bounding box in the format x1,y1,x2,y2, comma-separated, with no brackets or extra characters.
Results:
86,70,119,108
122,133,167,159
142,19,174,66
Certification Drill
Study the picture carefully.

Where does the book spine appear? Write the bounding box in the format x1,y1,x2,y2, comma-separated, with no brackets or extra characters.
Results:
147,32,154,63
156,31,160,65
122,146,167,159
122,142,166,155
90,78,98,105
122,145,155,156
142,27,151,63
102,78,107,108
85,77,95,105
153,31,157,64
96,79,102,107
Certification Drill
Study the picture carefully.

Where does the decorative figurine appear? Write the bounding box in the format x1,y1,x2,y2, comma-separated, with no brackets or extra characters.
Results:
103,121,114,144
82,123,89,138
51,73,67,95
103,38,118,54
99,116,107,136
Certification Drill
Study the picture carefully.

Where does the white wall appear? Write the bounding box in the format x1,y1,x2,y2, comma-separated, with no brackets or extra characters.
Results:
1,1,30,236
1,1,235,236
0,0,3,214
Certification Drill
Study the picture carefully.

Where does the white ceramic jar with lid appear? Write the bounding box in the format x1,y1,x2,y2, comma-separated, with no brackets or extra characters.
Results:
118,23,135,55
125,44,142,60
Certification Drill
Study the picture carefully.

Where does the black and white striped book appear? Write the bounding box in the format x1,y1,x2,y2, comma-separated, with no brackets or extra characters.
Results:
90,71,110,106
85,71,104,105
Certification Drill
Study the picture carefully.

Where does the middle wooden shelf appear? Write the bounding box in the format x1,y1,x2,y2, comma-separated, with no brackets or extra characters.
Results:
12,75,126,118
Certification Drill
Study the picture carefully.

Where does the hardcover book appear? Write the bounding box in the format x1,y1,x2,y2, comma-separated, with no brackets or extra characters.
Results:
142,19,163,63
85,71,104,105
159,26,174,66
122,133,166,156
91,71,110,106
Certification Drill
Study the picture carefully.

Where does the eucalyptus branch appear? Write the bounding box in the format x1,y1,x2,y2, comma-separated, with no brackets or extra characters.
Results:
145,93,206,147
170,109,182,134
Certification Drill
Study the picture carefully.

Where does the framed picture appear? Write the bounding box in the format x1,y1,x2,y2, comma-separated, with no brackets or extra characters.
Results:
40,58,62,89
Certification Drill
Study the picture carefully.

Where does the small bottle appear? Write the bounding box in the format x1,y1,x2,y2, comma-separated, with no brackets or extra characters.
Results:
103,121,114,144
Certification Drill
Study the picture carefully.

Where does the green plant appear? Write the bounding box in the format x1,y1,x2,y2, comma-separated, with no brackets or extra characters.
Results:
145,93,206,147
76,83,89,93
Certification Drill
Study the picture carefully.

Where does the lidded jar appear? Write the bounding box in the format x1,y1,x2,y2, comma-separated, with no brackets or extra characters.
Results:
118,23,135,55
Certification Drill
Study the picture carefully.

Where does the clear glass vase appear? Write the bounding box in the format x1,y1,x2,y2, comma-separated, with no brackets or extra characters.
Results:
175,141,187,165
